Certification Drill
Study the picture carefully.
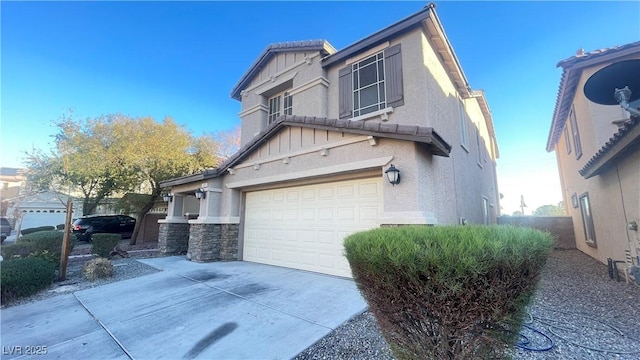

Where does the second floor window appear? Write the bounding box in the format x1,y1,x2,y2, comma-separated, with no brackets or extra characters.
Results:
352,52,386,117
268,91,292,124
569,106,582,159
339,44,404,119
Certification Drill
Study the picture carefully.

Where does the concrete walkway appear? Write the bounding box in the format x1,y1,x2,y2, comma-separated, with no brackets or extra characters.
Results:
1,257,367,359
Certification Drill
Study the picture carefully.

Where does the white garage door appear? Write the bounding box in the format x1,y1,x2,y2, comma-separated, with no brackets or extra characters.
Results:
243,177,383,277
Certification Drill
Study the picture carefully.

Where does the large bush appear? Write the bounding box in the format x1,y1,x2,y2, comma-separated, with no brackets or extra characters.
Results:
1,242,40,260
344,225,554,360
1,257,56,304
17,230,75,264
91,233,121,258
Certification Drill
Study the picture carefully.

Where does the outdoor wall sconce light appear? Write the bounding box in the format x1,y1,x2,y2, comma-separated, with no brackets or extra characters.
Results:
194,189,206,200
385,164,401,186
162,193,173,202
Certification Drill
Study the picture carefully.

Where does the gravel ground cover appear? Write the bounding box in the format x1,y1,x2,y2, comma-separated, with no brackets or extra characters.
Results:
0,244,161,308
295,249,640,360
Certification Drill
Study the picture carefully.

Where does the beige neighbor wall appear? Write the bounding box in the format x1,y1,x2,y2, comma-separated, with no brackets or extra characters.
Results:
238,50,329,146
555,53,640,265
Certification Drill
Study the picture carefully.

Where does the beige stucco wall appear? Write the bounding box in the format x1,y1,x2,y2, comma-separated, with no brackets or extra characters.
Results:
554,53,640,265
238,51,329,146
168,21,500,231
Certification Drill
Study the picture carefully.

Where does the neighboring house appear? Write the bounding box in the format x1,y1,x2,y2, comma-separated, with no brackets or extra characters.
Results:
159,4,500,277
546,41,640,269
0,167,28,216
5,190,83,231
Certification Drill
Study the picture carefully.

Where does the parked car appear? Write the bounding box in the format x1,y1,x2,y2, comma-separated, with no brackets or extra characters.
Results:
72,215,136,242
1,217,11,243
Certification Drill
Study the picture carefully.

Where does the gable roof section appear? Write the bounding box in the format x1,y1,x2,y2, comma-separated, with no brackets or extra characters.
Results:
579,116,640,178
546,41,640,152
161,115,452,187
230,40,337,101
321,3,473,99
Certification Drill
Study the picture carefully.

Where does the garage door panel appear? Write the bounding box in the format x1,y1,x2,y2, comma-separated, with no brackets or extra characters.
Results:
244,177,382,278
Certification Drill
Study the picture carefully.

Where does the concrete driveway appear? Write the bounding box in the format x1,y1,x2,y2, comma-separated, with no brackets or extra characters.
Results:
1,257,367,359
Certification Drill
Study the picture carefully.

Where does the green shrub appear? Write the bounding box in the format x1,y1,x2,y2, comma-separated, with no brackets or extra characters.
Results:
83,257,114,281
1,242,40,260
17,230,75,264
344,225,554,360
21,226,56,235
91,233,121,258
1,257,56,304
56,224,66,230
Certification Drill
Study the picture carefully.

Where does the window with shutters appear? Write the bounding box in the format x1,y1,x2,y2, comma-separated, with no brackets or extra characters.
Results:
339,44,404,119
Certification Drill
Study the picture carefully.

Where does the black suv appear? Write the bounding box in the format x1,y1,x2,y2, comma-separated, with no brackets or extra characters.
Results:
72,215,136,242
1,217,11,243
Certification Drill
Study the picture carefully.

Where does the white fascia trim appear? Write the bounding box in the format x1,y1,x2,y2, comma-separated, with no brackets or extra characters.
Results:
288,76,329,96
232,135,371,170
188,216,241,225
226,156,393,189
158,218,189,224
345,41,390,65
255,71,298,97
239,103,268,118
350,107,394,122
379,211,438,225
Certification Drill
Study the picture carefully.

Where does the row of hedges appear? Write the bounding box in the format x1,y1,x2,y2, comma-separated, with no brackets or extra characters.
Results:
344,225,553,359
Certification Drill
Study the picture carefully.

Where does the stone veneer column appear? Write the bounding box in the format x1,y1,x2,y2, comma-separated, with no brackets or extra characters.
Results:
187,223,239,262
158,222,190,255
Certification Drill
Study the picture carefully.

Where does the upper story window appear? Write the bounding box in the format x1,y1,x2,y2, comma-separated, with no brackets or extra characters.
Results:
564,126,572,154
268,91,292,124
339,44,404,119
352,53,386,117
569,106,582,159
459,99,469,151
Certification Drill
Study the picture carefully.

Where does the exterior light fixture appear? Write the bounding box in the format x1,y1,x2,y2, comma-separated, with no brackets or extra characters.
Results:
162,193,173,202
194,189,206,200
385,164,401,186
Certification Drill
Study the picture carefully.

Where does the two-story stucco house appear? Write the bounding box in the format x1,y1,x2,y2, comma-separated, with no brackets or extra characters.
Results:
159,3,500,278
546,41,640,274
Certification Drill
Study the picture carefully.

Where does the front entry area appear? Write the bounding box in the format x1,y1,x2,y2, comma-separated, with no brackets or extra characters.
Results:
243,177,383,277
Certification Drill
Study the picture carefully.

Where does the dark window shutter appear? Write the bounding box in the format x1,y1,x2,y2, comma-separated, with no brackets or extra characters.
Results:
339,65,353,119
384,44,404,107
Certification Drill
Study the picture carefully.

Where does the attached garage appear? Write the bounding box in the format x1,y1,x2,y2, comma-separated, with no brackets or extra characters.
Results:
243,177,383,277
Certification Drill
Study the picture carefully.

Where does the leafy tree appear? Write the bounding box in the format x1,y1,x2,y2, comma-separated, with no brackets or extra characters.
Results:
25,113,136,215
108,115,218,244
533,202,566,216
26,113,220,244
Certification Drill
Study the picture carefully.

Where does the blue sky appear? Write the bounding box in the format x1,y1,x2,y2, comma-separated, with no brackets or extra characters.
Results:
2,1,639,214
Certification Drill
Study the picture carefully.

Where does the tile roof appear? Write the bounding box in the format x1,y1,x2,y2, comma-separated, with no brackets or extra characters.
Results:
546,41,640,152
579,115,640,178
230,40,336,101
161,115,451,187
